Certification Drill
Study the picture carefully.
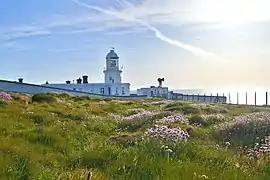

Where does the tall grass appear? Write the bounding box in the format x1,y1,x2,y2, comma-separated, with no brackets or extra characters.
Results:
0,92,270,179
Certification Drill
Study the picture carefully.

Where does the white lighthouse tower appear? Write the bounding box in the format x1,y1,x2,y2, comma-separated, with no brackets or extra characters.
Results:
42,47,130,96
103,48,122,84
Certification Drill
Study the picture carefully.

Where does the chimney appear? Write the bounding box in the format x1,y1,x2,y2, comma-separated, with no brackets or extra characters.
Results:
18,78,23,83
66,80,71,84
76,78,82,84
82,75,88,84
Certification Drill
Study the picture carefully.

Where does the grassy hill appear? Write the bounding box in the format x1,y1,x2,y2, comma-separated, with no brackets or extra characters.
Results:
1,92,270,179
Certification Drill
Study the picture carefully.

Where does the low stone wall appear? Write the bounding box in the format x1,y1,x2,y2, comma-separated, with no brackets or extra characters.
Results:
0,80,147,100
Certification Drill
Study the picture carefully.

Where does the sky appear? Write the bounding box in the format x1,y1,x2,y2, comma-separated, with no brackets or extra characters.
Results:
1,0,270,93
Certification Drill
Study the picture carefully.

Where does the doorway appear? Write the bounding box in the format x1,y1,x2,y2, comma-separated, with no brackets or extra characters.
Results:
108,87,111,95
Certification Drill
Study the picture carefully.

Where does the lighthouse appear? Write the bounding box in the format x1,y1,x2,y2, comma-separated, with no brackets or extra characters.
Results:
40,47,130,96
103,48,122,84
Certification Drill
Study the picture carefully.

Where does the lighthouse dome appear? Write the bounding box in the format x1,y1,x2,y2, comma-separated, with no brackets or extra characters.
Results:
106,48,119,59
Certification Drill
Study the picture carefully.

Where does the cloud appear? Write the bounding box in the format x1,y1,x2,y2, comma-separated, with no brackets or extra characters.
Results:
2,0,270,42
0,40,32,52
2,0,268,58
69,0,220,59
0,9,142,42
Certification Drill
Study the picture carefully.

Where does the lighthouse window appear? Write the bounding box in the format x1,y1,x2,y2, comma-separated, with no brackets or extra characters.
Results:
116,87,119,95
110,60,116,67
121,87,125,94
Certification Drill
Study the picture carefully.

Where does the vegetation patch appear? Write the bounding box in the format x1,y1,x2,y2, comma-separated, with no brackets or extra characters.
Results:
164,102,200,115
0,93,270,179
31,94,57,103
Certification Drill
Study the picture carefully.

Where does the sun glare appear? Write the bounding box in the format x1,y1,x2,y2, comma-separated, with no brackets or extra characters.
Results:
195,0,270,24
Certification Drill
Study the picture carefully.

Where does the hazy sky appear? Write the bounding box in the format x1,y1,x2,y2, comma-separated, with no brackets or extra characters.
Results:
0,0,270,91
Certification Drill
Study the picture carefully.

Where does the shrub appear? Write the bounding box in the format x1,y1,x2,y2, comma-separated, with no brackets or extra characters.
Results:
164,102,200,115
118,111,157,132
72,96,91,101
31,94,56,103
144,125,190,144
202,114,226,125
163,102,185,109
156,114,189,124
215,112,270,146
0,100,7,107
188,114,208,126
191,103,228,114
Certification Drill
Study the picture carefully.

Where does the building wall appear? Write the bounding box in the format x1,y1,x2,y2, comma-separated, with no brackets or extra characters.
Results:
171,93,227,103
137,86,169,98
42,83,130,96
104,70,122,84
136,86,227,103
0,80,143,99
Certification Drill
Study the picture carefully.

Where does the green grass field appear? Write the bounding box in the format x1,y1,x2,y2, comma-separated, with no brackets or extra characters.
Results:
1,92,270,180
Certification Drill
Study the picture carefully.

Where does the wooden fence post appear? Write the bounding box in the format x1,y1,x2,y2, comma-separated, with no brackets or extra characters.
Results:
255,92,257,106
266,92,268,106
237,93,239,105
246,92,248,105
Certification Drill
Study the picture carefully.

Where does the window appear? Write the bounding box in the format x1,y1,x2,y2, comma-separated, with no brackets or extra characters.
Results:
116,87,119,95
100,88,105,94
121,87,125,95
110,60,117,67
109,77,114,83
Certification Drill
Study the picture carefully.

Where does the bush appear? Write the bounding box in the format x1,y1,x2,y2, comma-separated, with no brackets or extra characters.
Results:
164,102,185,109
180,104,200,115
72,96,91,101
164,102,200,115
188,114,208,126
215,112,270,146
31,94,56,103
0,100,7,107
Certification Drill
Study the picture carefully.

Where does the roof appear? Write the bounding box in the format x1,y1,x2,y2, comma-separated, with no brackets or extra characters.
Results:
106,49,119,59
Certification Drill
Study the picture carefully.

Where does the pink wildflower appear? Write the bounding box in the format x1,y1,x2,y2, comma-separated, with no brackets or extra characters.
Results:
0,92,12,102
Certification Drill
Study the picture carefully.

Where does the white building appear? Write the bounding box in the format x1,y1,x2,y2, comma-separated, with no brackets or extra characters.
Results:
137,86,169,98
42,48,130,96
137,78,169,98
136,78,227,103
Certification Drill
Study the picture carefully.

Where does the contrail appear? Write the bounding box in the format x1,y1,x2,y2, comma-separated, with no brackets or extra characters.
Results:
69,0,220,58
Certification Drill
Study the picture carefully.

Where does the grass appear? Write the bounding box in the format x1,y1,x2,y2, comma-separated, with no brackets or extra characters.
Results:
0,92,270,179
